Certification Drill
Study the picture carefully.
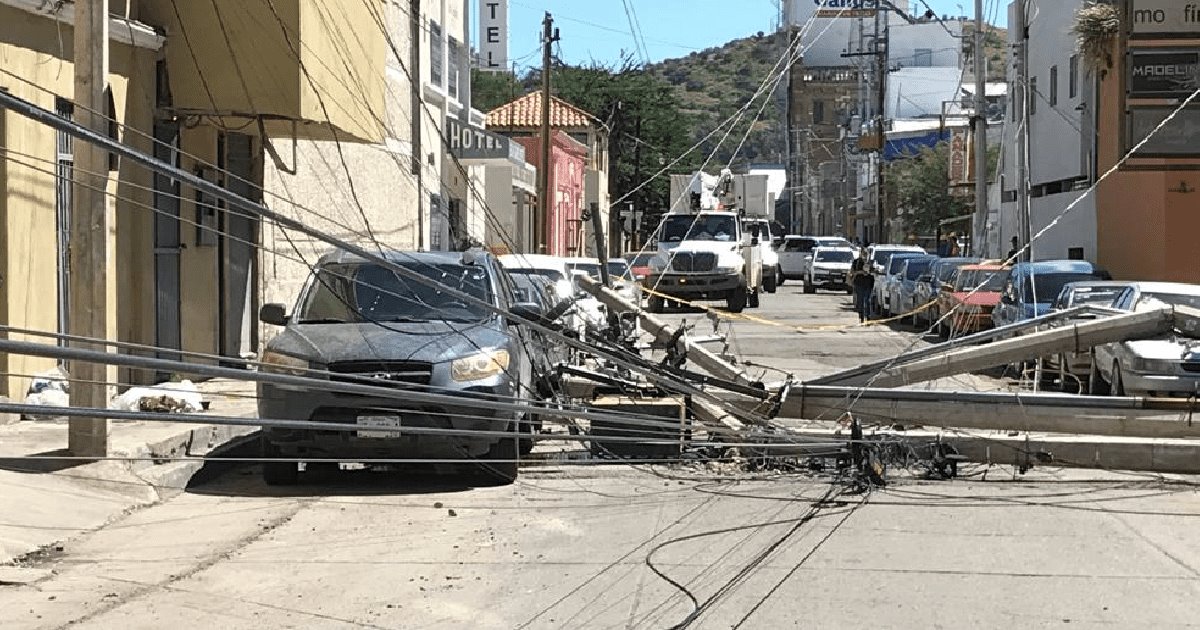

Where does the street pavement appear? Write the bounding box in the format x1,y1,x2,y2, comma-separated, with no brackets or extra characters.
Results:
3,286,1199,629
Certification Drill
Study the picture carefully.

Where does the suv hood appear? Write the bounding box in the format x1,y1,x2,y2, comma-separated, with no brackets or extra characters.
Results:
267,320,509,365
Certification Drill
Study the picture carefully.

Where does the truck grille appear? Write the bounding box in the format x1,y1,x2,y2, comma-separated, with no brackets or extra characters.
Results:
669,252,717,273
327,360,433,387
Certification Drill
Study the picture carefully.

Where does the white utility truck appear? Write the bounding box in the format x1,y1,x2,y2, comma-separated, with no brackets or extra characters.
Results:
645,170,769,314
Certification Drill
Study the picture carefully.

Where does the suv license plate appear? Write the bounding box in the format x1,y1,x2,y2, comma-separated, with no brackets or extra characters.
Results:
357,415,402,438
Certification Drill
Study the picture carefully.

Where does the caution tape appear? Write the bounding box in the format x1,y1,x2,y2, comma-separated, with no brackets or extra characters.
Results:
637,284,938,332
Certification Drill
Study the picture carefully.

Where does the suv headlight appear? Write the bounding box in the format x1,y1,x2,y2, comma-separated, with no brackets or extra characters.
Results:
1131,357,1178,373
260,350,312,376
451,350,510,382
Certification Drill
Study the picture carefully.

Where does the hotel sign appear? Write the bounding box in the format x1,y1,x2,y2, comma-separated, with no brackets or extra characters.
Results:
1129,50,1200,98
446,117,524,164
478,0,509,71
1129,0,1200,37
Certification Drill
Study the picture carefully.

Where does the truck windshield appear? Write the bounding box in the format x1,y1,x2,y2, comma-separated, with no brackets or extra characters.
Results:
662,215,737,242
298,261,493,324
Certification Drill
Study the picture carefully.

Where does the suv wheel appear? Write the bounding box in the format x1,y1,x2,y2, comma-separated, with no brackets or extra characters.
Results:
260,437,298,486
481,422,519,484
1088,356,1110,395
763,269,778,294
727,285,748,313
803,277,815,294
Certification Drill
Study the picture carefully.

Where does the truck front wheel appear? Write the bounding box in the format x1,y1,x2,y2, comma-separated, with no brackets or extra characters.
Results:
726,285,748,313
647,294,665,314
748,285,761,308
763,268,778,294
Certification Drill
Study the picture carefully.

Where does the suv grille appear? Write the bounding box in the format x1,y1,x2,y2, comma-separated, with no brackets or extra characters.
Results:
670,252,717,273
328,360,433,387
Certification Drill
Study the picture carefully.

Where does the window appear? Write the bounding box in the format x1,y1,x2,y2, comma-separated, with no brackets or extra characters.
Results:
447,37,461,100
1029,76,1037,115
429,20,443,87
1049,65,1058,106
1069,55,1078,99
812,99,825,125
912,48,933,67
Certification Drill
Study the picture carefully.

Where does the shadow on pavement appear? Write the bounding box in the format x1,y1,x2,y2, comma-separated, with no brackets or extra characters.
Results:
0,449,87,474
184,433,496,497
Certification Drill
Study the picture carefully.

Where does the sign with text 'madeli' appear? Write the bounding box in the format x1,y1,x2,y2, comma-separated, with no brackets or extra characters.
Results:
1129,49,1200,98
478,0,508,71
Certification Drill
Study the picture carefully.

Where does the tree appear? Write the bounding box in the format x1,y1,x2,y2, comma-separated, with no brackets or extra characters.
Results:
890,141,972,236
472,58,699,245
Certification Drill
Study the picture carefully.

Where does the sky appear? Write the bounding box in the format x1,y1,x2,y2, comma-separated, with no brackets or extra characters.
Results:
497,0,1007,70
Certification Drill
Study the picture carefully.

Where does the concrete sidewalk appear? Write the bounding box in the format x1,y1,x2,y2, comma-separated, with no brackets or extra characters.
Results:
0,379,259,568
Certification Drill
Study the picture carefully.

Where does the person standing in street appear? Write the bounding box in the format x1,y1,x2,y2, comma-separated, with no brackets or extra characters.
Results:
850,249,874,323
1007,236,1021,263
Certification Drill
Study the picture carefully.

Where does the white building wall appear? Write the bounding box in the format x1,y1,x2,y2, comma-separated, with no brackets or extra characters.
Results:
995,0,1096,263
783,2,961,69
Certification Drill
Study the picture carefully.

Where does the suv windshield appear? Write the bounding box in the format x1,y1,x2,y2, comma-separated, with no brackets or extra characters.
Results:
956,269,1008,292
567,262,602,278
815,250,854,263
507,267,564,283
297,261,493,324
783,238,816,252
607,261,633,279
904,259,933,280
662,214,737,242
887,255,919,274
1023,273,1105,303
1141,292,1200,310
626,253,655,267
874,249,921,267
1070,287,1126,307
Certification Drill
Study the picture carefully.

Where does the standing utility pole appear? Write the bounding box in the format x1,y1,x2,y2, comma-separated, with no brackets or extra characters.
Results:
874,10,888,243
1015,0,1030,262
69,0,110,457
537,13,559,254
972,0,989,256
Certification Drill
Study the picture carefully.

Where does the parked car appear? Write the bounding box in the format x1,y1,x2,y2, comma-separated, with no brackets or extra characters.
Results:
992,260,1111,329
1044,281,1135,390
803,246,856,293
256,249,547,485
499,254,607,336
914,257,981,329
867,244,926,275
605,258,642,305
1090,282,1200,397
890,255,939,324
778,235,855,284
622,252,655,282
874,251,926,317
937,264,1010,338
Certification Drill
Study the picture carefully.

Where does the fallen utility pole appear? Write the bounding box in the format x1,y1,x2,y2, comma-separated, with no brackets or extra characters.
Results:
0,87,757,420
869,307,1174,387
780,426,1200,475
811,305,1121,386
577,276,755,388
759,386,1200,440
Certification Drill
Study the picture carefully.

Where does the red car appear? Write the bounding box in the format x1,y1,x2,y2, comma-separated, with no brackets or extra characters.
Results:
937,264,1011,338
622,252,655,282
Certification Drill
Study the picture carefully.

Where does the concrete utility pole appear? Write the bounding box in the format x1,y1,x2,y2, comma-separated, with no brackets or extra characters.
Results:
874,9,888,243
972,0,989,255
69,0,109,457
537,12,559,253
1015,0,1031,262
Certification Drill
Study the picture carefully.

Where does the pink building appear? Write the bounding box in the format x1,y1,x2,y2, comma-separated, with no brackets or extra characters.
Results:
486,93,610,256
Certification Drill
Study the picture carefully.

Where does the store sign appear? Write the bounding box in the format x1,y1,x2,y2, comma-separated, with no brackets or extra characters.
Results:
1127,106,1200,156
446,117,523,163
1130,50,1200,97
815,0,877,18
477,0,508,71
1130,0,1200,37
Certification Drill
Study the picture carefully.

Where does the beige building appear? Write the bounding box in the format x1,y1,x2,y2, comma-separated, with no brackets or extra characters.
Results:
0,0,394,395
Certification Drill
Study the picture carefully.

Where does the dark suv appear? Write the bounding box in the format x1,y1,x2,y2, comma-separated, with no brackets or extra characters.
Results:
256,249,546,485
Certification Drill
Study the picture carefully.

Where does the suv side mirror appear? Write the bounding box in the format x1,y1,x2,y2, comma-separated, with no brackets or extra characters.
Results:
259,303,289,326
510,302,544,322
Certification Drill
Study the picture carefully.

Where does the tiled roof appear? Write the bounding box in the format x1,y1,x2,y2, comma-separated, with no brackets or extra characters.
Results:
485,92,595,129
